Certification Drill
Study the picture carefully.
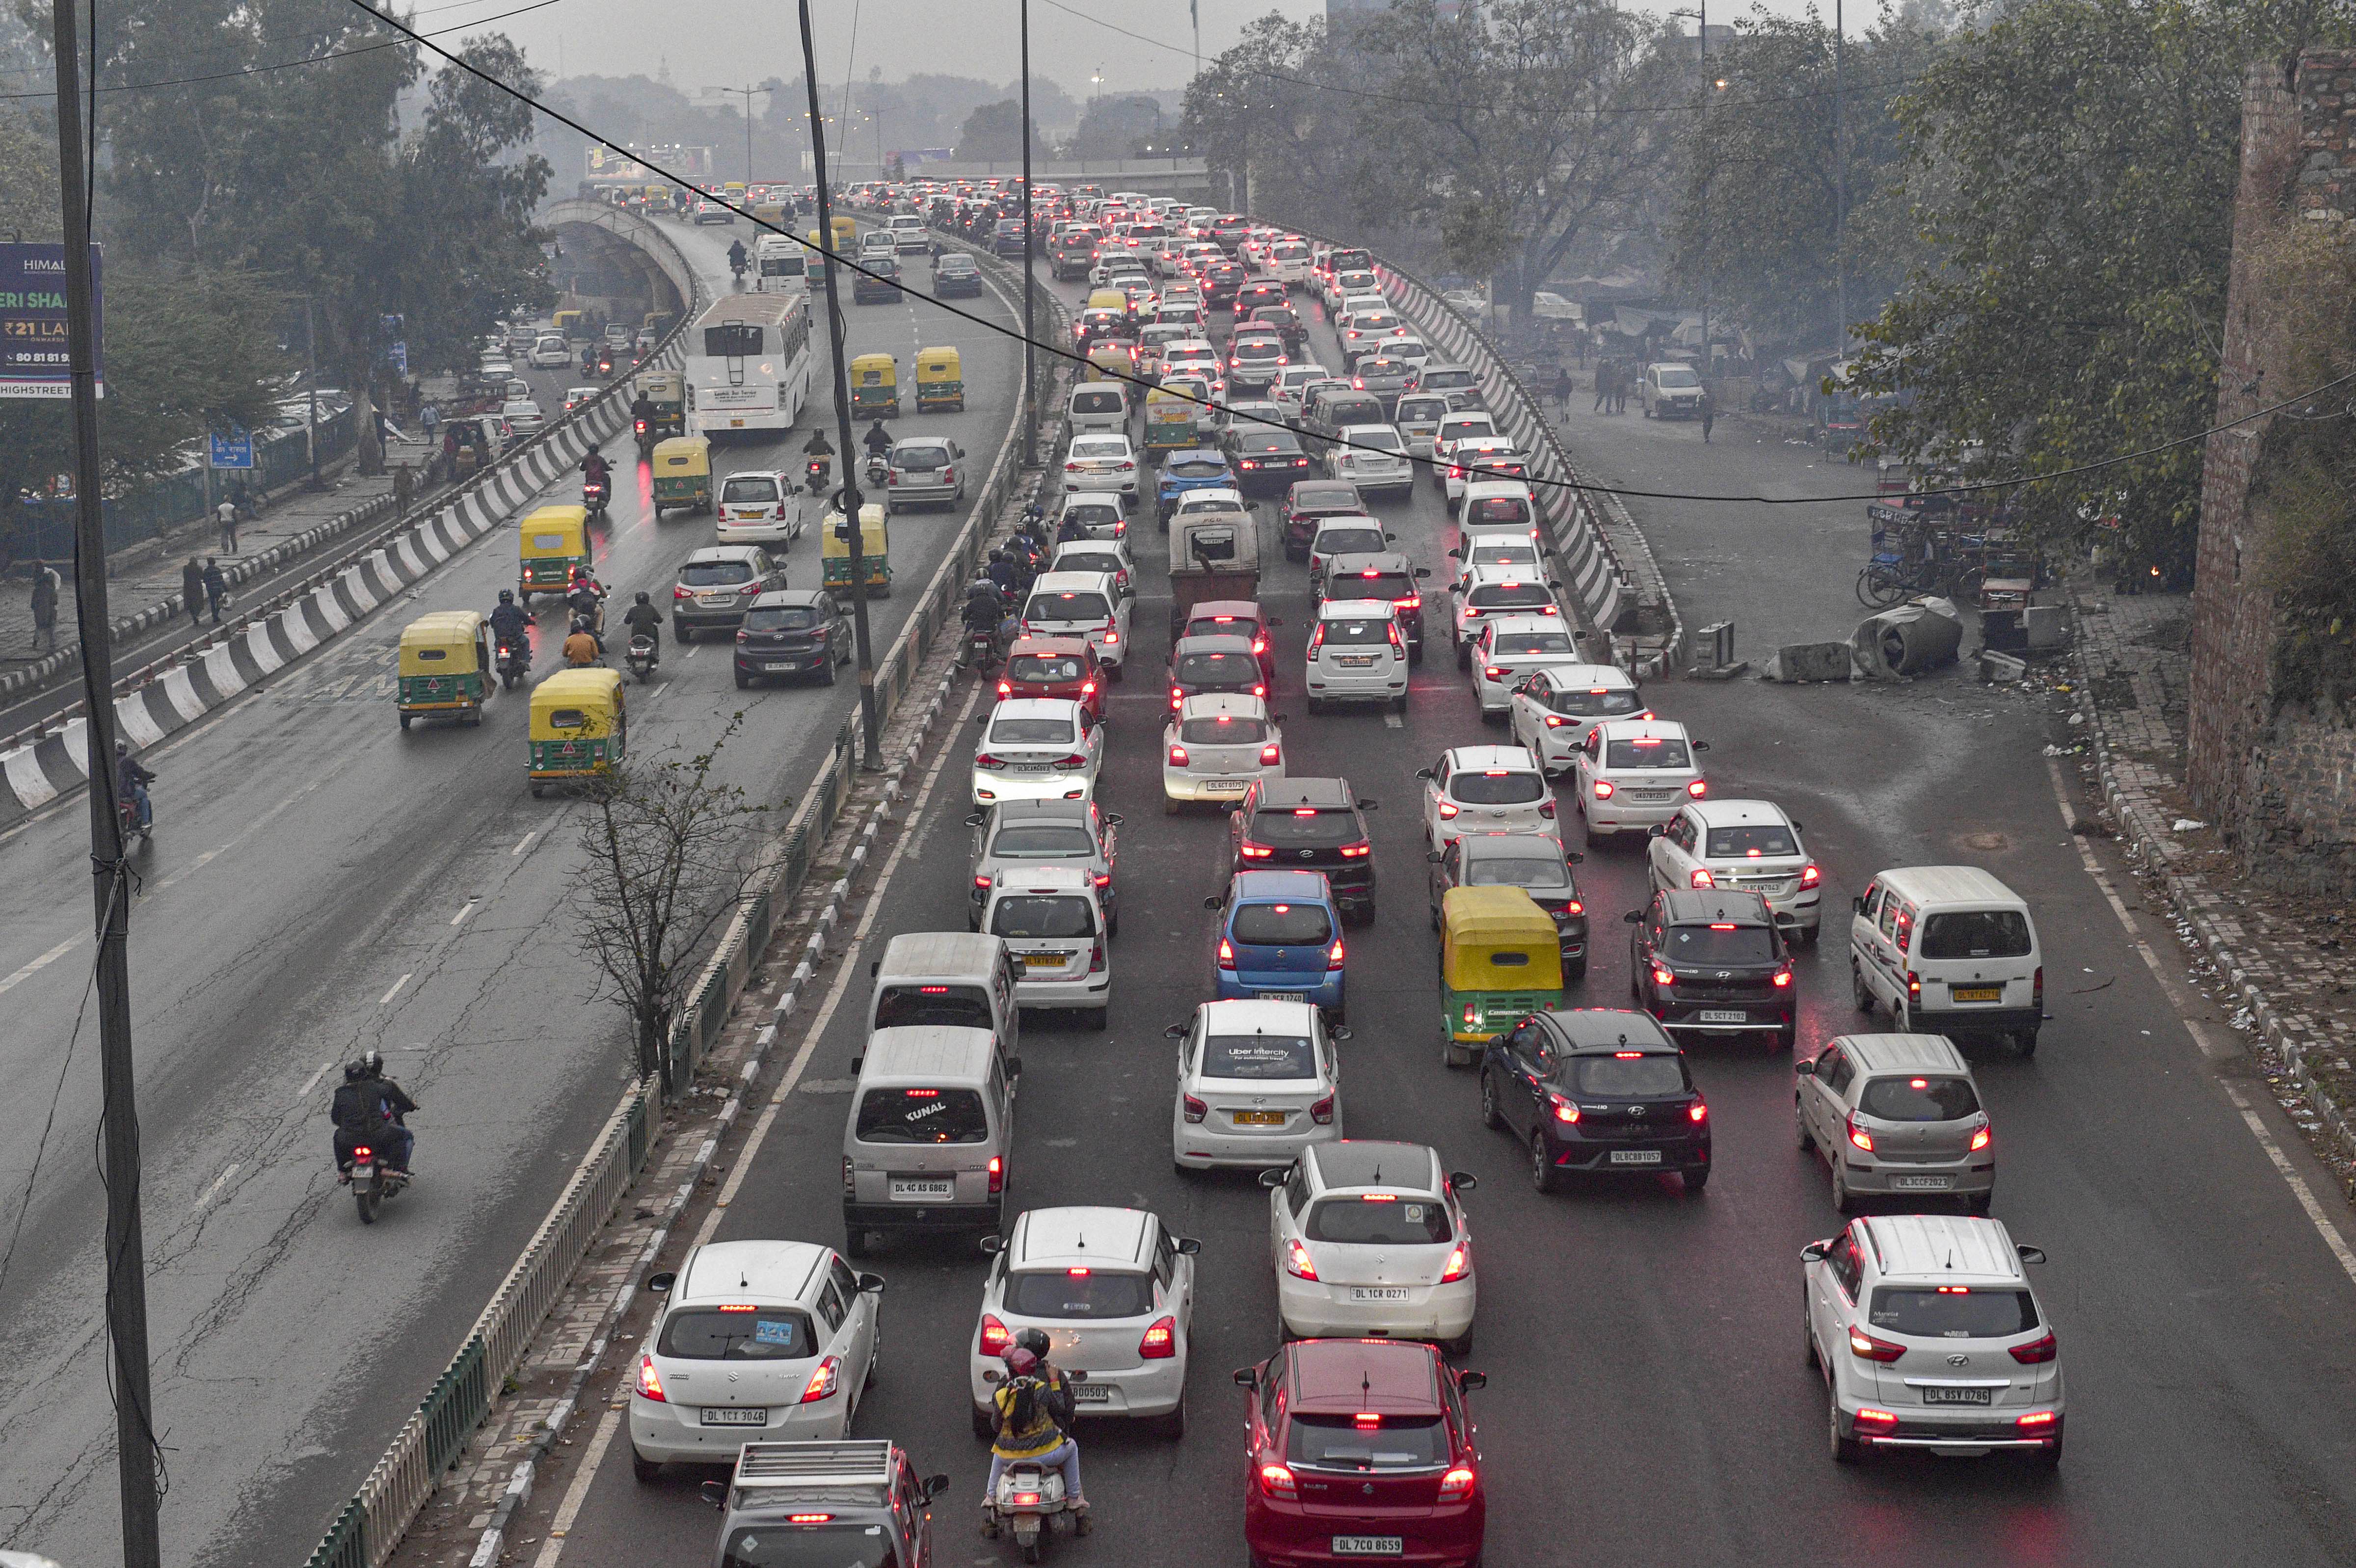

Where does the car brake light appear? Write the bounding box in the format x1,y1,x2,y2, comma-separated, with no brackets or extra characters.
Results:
987,1154,1004,1194
974,873,993,891
1906,970,1921,997
1170,687,1185,710
1308,624,1327,652
1440,1243,1470,1283
1104,628,1118,644
1261,743,1282,764
980,1314,1013,1355
1593,780,1614,799
1652,966,1675,988
1970,1125,1992,1151
1687,780,1708,797
1549,1093,1579,1124
1847,1115,1875,1153
1773,967,1793,988
1542,713,1567,728
673,585,691,600
1326,940,1345,968
1052,753,1090,770
975,754,1005,770
798,1355,841,1403
635,1351,667,1401
1284,1238,1319,1280
2016,1409,2060,1431
1438,1464,1476,1502
1437,801,1460,820
1852,1408,1901,1434
1800,863,1821,889
1537,797,1555,820
1688,868,1716,890
2033,965,2043,1010
1848,1328,1905,1363
1169,743,1189,765
1339,841,1370,857
1258,1462,1298,1499
1240,842,1274,859
1183,1093,1208,1123
1139,1316,1178,1358
1687,1099,1709,1124
1218,938,1236,969
1398,594,1420,610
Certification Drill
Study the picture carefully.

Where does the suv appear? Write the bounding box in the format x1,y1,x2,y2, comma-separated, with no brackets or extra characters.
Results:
1306,598,1408,715
965,797,1120,931
1803,1215,2062,1466
1476,1007,1710,1192
734,589,852,688
672,545,788,639
1626,887,1795,1048
700,1442,948,1568
1646,798,1822,940
1230,776,1380,924
716,469,803,545
1796,1033,1996,1214
1319,552,1429,659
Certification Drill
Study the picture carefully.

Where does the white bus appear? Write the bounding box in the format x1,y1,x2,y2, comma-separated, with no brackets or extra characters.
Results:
685,292,813,439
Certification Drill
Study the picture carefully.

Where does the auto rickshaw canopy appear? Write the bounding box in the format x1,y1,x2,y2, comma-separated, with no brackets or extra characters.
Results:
397,611,488,677
1440,885,1564,990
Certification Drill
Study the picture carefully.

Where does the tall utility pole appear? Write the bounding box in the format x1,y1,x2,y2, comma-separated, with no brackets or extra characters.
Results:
707,82,773,185
1833,0,1847,353
51,0,161,1563
1697,0,1708,381
1019,0,1036,468
798,0,881,769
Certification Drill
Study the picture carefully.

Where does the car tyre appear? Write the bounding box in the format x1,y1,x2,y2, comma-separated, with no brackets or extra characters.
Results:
631,1447,661,1484
1528,1132,1559,1194
734,668,750,689
1107,661,1125,685
1564,956,1587,983
1851,963,1875,1013
1683,1169,1710,1196
1831,1160,1857,1216
972,1402,996,1441
820,652,839,686
1965,1190,1993,1216
1796,1099,1815,1152
1804,1310,1821,1369
2013,1027,2039,1058
1775,1019,1796,1051
1440,1331,1473,1358
1829,1402,1865,1465
845,1225,873,1259
1456,640,1472,672
2027,1436,2062,1473
1478,1069,1505,1127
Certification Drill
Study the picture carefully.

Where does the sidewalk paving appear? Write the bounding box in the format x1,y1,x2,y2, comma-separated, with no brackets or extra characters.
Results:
2070,581,2356,1193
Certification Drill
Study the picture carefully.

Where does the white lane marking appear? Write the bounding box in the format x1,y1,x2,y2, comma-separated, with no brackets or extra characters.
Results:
296,1060,333,1102
683,646,698,659
1384,711,1403,729
193,1162,238,1213
511,830,539,857
451,899,480,926
377,972,413,1007
2043,754,2356,1285
527,679,983,1568
0,934,81,997
154,847,224,891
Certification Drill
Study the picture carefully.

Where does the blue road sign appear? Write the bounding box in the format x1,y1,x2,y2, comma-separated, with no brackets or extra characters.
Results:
209,430,254,469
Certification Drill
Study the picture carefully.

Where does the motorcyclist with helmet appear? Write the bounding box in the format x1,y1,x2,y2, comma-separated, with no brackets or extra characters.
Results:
984,1338,1086,1531
621,589,664,665
582,450,613,487
566,567,607,634
728,237,749,282
115,740,155,829
489,588,531,649
862,418,894,461
986,548,1019,596
330,1050,416,1176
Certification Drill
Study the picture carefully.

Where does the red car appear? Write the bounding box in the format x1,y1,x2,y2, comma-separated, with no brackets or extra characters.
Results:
1237,1339,1487,1568
995,635,1106,720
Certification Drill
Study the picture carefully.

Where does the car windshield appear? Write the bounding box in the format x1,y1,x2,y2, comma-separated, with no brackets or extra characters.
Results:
1918,910,2035,959
1305,1196,1451,1246
1662,924,1776,964
990,718,1076,746
1232,902,1334,945
1250,807,1357,845
658,1307,814,1361
1319,618,1388,645
1566,1055,1688,1097
854,1086,989,1144
1450,770,1544,805
894,445,950,471
1317,529,1386,556
1009,653,1087,684
721,477,779,503
1177,652,1259,686
1493,632,1574,656
1287,1414,1449,1472
681,561,754,586
1003,1270,1155,1319
743,606,821,632
1655,365,1702,388
990,895,1097,939
1202,1033,1317,1078
1605,738,1690,769
990,824,1095,859
1553,685,1640,717
1027,592,1110,622
1859,1075,1982,1121
1868,1286,2039,1339
1465,854,1570,890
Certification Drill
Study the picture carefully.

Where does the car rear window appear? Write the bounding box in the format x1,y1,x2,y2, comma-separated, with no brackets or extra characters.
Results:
1567,1055,1688,1097
1232,902,1334,946
680,560,754,586
1056,552,1123,579
990,717,1077,745
1859,1075,1981,1121
1072,389,1124,413
1234,339,1284,358
1396,397,1448,424
991,824,1095,858
1662,924,1776,963
1316,528,1386,557
1868,1286,2039,1339
1492,631,1574,657
1465,497,1533,524
1553,686,1640,717
1027,591,1111,622
1467,541,1539,570
1318,618,1388,645
1704,825,1797,857
1071,438,1129,458
1179,715,1269,744
1177,652,1260,686
742,606,821,632
990,895,1097,939
1470,584,1553,611
1286,1415,1449,1471
1250,807,1358,846
1337,570,1413,601
1606,738,1691,769
1009,653,1087,684
1449,770,1544,804
1465,856,1571,891
1237,431,1300,454
1203,1033,1317,1078
1060,501,1123,528
894,445,949,471
872,983,991,1030
1305,1196,1451,1246
657,1306,815,1361
1425,369,1477,390
721,477,779,503
1346,428,1403,452
853,1086,990,1144
1004,1270,1154,1319
1918,910,2034,959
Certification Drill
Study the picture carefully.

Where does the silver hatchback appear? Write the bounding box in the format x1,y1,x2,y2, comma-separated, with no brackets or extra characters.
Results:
1795,1033,1995,1214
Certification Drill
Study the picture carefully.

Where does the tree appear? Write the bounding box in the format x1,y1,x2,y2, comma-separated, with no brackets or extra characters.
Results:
572,722,774,1098
953,100,1047,162
1067,95,1165,159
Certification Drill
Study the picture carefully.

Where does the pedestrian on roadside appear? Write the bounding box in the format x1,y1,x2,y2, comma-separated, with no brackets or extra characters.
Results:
216,496,240,553
202,557,228,625
394,460,414,517
420,401,440,441
441,426,459,485
182,557,206,627
1613,368,1629,415
1699,387,1715,445
28,558,59,652
1552,367,1574,423
1592,363,1610,414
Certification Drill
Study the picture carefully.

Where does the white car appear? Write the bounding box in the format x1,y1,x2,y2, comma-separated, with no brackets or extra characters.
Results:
972,1207,1196,1438
499,399,544,435
1262,239,1314,286
1163,693,1284,809
1020,569,1131,678
527,335,571,369
1305,598,1407,715
980,865,1112,1025
562,384,600,412
1339,310,1409,367
1049,537,1136,602
628,1239,882,1477
1305,515,1392,596
971,698,1106,806
1272,363,1331,415
1265,1140,1476,1354
1450,564,1561,667
1469,613,1583,717
1171,999,1341,1171
1430,413,1499,489
1646,798,1822,939
1063,432,1141,510
1157,340,1225,398
1444,436,1523,504
1418,744,1561,852
1507,664,1648,775
1572,717,1710,844
1450,533,1544,590
1326,423,1415,497
716,470,803,545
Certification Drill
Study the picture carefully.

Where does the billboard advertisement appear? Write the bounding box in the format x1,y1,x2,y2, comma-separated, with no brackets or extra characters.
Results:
586,145,651,182
0,241,100,399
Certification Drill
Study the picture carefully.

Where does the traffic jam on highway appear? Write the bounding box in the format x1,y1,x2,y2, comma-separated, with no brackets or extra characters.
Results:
545,183,2076,1568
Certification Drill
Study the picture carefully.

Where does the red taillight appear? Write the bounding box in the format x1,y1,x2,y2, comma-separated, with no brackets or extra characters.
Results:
1170,687,1185,711
1685,1099,1710,1125
974,873,994,891
1687,779,1708,797
1542,713,1567,728
1593,780,1614,799
1851,1408,1901,1434
975,754,1005,770
1217,938,1236,970
1800,863,1821,889
988,1155,1004,1194
352,1146,373,1160
1326,940,1345,968
1338,841,1370,858
1773,967,1793,988
1139,1316,1178,1358
1652,966,1676,988
2016,1409,2060,1431
1397,594,1420,610
798,1355,841,1403
980,1314,1013,1355
1536,797,1555,819
1052,753,1090,771
996,679,1013,698
1970,1125,1992,1152
1437,800,1460,820
1240,842,1274,859
1183,1093,1207,1123
1285,1238,1319,1280
1258,1462,1298,1499
674,585,691,600
1438,1464,1476,1502
1308,624,1327,652
1089,940,1106,973
1309,1093,1335,1125
1906,970,1921,997
1260,742,1282,765
2033,965,2043,1010
1689,868,1715,889
1439,1242,1470,1283
1848,1328,1905,1363
636,1352,667,1402
2001,1329,2060,1367
1549,1093,1579,1124
1846,1115,1875,1153
1169,743,1190,765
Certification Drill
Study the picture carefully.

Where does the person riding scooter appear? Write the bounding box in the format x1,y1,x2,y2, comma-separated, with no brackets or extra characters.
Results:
115,740,155,830
621,589,663,665
984,1345,1086,1531
862,418,893,461
728,237,749,282
330,1051,416,1176
563,616,604,666
582,450,613,487
566,568,607,633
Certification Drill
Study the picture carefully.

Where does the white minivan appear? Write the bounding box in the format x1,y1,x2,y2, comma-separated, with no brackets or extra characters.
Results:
841,1025,1020,1255
1850,866,2043,1055
1066,383,1129,436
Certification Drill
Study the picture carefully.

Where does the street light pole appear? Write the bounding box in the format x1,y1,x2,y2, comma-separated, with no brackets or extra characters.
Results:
1833,0,1847,352
797,1,881,769
1020,0,1036,469
707,83,765,186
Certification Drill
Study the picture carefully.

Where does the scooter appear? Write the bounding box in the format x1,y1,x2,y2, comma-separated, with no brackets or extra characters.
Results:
635,419,656,460
864,453,890,491
342,1142,409,1225
806,454,831,494
495,636,529,691
117,791,151,849
960,621,1005,675
626,633,658,684
583,474,610,520
986,1461,1083,1561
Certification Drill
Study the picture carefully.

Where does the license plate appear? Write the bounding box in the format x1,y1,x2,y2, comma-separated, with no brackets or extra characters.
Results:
1205,779,1248,793
1951,986,2003,1002
1254,990,1306,1001
700,1407,768,1426
1698,1010,1746,1024
1348,1287,1410,1302
729,419,744,428
1021,953,1066,970
1922,1386,1994,1406
1068,1382,1111,1403
1232,1109,1287,1125
765,661,802,670
889,1178,953,1201
1337,655,1377,667
1893,1175,1954,1190
1332,1538,1404,1557
1609,1149,1664,1166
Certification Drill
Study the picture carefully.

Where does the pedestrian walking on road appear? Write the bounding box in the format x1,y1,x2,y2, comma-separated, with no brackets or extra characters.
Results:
1592,364,1610,413
1552,367,1574,424
394,460,414,518
440,426,459,485
182,557,206,627
1699,388,1716,445
202,557,228,625
28,559,59,652
1613,368,1629,415
420,402,440,442
215,496,240,554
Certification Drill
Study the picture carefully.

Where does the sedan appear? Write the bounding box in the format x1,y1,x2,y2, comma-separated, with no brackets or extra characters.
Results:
1264,1140,1476,1352
1063,432,1142,510
1325,423,1415,497
1163,693,1285,809
562,385,599,412
970,697,1106,806
1170,998,1343,1170
499,399,545,435
886,436,966,512
1572,718,1710,843
1228,427,1315,494
933,251,985,297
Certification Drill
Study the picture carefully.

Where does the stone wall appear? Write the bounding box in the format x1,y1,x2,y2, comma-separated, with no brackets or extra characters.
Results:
2187,51,2356,895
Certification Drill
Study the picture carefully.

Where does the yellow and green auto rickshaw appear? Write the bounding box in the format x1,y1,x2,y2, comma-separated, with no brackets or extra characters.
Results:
821,503,891,597
849,352,899,419
528,666,627,797
650,435,713,516
518,505,591,602
1143,379,1207,457
396,611,493,731
1438,885,1564,1067
637,370,687,440
914,346,964,412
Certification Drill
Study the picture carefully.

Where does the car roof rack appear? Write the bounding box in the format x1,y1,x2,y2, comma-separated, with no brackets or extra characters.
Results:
731,1440,895,1490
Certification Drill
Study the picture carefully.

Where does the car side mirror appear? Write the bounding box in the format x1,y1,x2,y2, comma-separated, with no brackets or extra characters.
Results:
922,1473,951,1502
869,959,880,977
978,1234,1005,1255
1565,851,1584,864
1794,1059,1816,1077
1416,567,1432,578
975,714,989,723
1358,799,1378,810
1005,1055,1021,1078
1164,1022,1189,1039
2016,1245,2047,1265
1175,1237,1202,1255
1449,1170,1478,1192
1258,1167,1289,1190
1265,617,1284,628
1385,532,1397,542
699,1479,729,1510
964,811,986,826
1415,768,1434,779
1233,1367,1259,1389
1204,895,1223,910
1106,813,1124,826
1851,896,1865,914
646,1271,676,1294
1623,910,1644,924
1692,740,1712,752
1331,1025,1354,1041
1791,821,1804,834
857,1272,886,1293
1447,548,1461,558
1647,823,1666,838
1456,1371,1488,1393
1800,1242,1829,1263
1426,850,1442,863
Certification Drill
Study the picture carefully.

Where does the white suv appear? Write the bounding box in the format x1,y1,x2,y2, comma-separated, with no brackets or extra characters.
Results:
1646,798,1821,939
1572,718,1710,844
1803,1214,2062,1467
1417,744,1561,852
1305,598,1407,714
716,470,804,545
980,865,1112,1026
1507,664,1647,774
1469,613,1582,718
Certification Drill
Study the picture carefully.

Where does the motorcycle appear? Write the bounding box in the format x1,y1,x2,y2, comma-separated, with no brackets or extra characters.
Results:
805,454,831,494
960,619,1006,674
583,474,610,520
635,418,656,460
626,633,658,684
985,1460,1084,1561
342,1141,409,1225
496,635,529,691
864,453,890,491
118,792,151,849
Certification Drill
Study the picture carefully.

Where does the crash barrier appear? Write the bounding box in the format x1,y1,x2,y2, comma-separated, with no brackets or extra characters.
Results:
0,223,704,831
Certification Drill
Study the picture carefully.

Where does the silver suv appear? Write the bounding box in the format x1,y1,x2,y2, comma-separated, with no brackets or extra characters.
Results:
965,798,1122,931
1803,1214,2061,1467
1795,1033,1994,1213
671,545,787,639
699,1440,948,1568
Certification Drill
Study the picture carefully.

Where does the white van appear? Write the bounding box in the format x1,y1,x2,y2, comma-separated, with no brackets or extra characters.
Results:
753,234,806,292
841,1026,1019,1254
1066,383,1128,436
1457,480,1540,543
1849,867,2042,1055
867,931,1022,1054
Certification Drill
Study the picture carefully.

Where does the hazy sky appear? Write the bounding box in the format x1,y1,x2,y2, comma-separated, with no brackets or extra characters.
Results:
471,0,1854,100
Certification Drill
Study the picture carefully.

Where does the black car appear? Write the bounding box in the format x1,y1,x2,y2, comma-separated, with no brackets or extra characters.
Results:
1625,888,1795,1047
1167,633,1269,708
1320,551,1432,659
852,255,903,304
1247,303,1308,355
1230,776,1379,923
1427,832,1588,978
1477,1009,1711,1194
934,252,985,297
1233,279,1288,317
1281,478,1368,561
734,589,853,688
1201,262,1245,308
993,219,1027,258
1228,427,1315,494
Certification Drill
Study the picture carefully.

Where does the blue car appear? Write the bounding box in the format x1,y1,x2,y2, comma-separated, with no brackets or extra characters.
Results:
1156,447,1236,522
1207,869,1347,1019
